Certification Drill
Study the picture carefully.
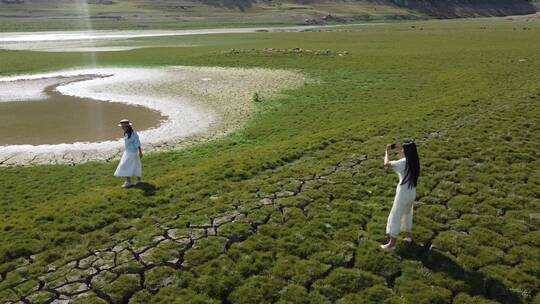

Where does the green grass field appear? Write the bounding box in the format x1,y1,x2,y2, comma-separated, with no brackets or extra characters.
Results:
0,18,539,303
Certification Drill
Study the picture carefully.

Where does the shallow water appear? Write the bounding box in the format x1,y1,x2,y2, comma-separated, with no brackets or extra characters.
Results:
0,77,165,146
0,26,327,51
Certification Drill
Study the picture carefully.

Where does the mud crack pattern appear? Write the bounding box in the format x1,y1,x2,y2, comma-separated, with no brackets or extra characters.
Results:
1,93,539,303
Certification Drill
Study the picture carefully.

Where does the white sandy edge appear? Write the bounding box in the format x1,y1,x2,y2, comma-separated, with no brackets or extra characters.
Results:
0,67,216,161
34,46,144,52
0,26,323,43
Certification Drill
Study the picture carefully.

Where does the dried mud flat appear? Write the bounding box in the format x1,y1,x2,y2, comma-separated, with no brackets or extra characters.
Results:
0,66,305,166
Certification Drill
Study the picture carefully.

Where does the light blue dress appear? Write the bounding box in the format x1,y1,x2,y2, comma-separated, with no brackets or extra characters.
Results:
124,132,141,153
114,131,142,177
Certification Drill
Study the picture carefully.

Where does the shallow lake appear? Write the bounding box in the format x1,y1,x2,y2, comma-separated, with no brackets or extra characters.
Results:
0,77,165,146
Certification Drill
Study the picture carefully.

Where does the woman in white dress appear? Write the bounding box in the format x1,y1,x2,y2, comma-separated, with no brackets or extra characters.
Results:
114,119,143,188
381,142,420,250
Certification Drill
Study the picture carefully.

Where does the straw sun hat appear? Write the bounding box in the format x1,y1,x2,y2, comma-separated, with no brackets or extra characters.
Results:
118,119,133,127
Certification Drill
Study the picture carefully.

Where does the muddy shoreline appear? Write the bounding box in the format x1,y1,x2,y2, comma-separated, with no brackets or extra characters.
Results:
0,75,165,146
0,66,305,166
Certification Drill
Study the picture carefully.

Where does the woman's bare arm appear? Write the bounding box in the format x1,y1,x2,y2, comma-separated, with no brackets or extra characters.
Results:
384,144,392,169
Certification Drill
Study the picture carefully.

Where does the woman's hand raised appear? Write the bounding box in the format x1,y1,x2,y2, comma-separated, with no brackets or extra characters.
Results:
384,144,392,168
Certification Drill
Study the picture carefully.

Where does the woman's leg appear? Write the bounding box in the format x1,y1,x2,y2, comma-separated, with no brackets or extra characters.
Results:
122,177,132,188
401,202,413,228
400,193,415,242
385,204,400,239
386,196,409,239
381,237,397,250
383,196,408,249
401,203,414,242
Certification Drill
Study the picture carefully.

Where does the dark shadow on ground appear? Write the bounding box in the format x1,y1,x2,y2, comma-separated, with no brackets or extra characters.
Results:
397,242,523,303
132,182,157,196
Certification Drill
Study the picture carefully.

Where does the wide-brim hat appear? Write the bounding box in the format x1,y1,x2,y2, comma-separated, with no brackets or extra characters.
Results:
118,119,133,127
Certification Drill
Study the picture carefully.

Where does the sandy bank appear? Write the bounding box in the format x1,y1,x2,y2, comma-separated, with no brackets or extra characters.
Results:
0,26,323,52
0,66,304,166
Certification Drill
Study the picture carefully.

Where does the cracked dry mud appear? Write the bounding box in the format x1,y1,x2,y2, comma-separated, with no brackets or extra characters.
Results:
0,146,467,303
1,92,539,303
1,155,373,303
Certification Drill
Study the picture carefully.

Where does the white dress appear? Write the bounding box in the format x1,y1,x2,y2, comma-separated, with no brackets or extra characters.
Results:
386,158,416,238
114,132,142,177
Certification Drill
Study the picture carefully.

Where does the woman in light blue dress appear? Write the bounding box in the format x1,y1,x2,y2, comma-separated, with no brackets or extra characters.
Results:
114,119,143,188
381,142,420,250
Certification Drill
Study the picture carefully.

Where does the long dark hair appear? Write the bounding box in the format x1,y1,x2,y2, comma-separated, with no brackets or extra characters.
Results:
401,142,420,189
125,125,134,139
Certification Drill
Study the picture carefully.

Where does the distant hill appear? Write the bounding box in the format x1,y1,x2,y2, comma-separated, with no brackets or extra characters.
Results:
0,0,537,31
388,0,537,18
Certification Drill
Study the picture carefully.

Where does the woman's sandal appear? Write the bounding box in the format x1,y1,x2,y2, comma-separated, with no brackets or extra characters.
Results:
403,237,413,243
380,244,396,251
